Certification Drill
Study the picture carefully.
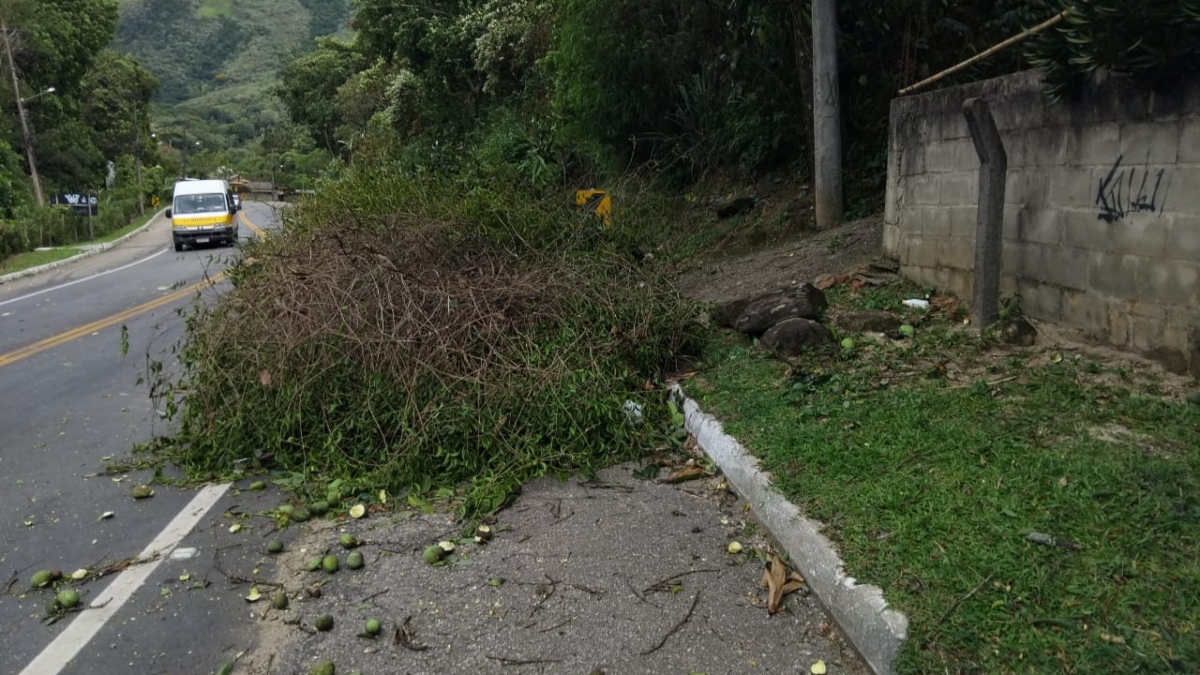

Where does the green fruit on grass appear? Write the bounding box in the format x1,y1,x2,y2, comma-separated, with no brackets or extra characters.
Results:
248,480,267,491
271,592,289,610
310,501,330,517
267,539,284,554
339,533,360,549
309,660,335,675
314,614,334,632
277,504,294,516
289,507,311,522
423,544,444,564
364,618,381,637
306,556,323,572
899,324,915,337
322,555,339,573
56,589,80,610
30,570,54,588
841,337,855,350
346,552,364,570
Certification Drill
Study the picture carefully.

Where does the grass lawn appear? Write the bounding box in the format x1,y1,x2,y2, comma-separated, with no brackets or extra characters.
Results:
689,282,1200,674
92,209,159,244
1,209,158,275
0,247,84,275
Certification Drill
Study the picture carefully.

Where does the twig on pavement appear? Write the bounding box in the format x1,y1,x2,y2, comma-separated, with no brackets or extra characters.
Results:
641,590,701,655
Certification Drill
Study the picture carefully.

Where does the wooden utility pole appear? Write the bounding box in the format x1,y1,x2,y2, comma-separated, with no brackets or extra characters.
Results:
2,19,44,206
811,0,842,228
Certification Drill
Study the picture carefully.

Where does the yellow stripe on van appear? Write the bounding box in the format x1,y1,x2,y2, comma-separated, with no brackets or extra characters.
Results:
173,214,233,228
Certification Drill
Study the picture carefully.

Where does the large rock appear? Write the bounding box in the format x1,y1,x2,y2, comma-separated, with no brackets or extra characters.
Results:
712,297,753,329
760,318,834,358
836,310,901,334
1000,317,1037,347
732,284,828,336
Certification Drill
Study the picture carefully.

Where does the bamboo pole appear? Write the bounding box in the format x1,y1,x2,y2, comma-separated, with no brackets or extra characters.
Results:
898,9,1072,96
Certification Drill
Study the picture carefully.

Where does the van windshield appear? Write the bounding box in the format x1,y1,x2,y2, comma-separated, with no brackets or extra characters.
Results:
174,193,228,215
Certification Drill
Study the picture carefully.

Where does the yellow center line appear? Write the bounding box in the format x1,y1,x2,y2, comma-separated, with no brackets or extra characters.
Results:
239,211,266,239
0,272,226,369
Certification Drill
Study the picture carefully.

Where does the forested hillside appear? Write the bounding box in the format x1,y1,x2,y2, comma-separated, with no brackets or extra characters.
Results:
114,0,349,150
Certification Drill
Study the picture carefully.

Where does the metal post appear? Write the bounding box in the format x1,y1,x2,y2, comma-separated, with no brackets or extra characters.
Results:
963,98,1008,329
134,107,144,216
2,21,45,206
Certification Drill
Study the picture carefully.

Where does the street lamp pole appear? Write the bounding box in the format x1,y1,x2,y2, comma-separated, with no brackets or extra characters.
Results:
2,20,47,206
134,106,144,216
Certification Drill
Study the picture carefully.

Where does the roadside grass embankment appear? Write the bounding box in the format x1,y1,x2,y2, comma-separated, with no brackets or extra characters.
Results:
689,282,1200,674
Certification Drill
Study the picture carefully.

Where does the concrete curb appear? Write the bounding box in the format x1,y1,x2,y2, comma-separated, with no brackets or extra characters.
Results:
671,385,908,675
0,209,166,285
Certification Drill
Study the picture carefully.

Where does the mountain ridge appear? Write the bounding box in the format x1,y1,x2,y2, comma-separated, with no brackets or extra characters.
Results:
113,0,350,146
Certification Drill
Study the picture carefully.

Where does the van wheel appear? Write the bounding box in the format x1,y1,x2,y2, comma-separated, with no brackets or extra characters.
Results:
174,242,183,252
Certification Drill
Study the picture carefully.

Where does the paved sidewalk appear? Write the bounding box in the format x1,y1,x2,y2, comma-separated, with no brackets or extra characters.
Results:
228,463,869,675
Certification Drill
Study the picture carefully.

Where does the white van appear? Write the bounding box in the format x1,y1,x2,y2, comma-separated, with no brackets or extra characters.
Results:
165,179,240,251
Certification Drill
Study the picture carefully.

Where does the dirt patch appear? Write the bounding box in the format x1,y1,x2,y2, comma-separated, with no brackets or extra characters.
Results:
676,217,883,305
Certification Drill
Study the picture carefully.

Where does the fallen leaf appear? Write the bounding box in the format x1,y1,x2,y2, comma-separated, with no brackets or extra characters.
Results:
258,369,272,387
763,553,807,615
660,464,705,484
763,553,788,614
811,660,827,674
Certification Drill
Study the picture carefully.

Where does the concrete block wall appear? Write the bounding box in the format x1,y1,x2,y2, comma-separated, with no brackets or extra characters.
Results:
885,69,1200,374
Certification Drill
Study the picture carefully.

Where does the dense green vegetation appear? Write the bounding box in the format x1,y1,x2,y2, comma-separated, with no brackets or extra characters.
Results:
0,0,160,264
112,0,350,183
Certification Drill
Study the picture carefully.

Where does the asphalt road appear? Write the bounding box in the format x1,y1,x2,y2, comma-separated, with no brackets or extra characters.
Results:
0,202,281,675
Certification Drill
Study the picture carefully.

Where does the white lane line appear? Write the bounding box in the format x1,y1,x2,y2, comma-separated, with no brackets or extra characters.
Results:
18,482,232,675
0,246,171,308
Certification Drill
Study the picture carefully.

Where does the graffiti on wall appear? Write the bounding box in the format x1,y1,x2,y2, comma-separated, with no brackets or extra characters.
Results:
1096,155,1168,223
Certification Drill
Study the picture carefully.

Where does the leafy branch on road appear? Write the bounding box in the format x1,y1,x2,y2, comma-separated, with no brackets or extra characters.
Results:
144,169,705,516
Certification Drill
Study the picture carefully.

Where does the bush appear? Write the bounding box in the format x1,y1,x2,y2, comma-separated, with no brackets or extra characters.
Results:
0,221,30,259
161,167,706,514
1026,0,1200,98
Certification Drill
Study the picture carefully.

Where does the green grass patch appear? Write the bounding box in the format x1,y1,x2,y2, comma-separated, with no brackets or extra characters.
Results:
690,291,1200,673
0,247,84,274
196,0,234,20
92,209,159,244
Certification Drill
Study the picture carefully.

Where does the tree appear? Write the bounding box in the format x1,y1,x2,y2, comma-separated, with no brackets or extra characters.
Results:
275,37,367,152
81,50,159,160
0,0,123,192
